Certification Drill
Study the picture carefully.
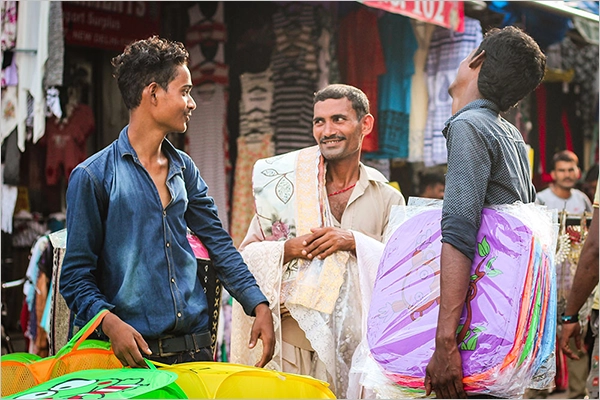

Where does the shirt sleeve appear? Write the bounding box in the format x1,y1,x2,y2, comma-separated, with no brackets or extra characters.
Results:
182,155,268,316
441,119,491,261
59,165,115,325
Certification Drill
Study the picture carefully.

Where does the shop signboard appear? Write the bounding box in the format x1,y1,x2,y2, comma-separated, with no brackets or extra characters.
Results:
361,1,464,32
62,2,161,52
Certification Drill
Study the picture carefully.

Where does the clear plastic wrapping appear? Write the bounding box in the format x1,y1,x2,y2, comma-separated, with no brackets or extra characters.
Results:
356,199,558,398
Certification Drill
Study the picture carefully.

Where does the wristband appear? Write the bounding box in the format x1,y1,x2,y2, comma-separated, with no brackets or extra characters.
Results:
560,314,579,324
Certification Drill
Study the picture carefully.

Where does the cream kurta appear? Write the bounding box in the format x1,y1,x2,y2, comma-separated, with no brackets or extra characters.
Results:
231,156,404,398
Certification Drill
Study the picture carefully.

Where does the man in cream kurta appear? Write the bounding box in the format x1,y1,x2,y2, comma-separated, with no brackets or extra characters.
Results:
230,84,405,398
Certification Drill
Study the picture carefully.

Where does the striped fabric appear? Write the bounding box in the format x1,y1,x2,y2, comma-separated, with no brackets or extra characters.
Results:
423,17,483,167
270,4,319,155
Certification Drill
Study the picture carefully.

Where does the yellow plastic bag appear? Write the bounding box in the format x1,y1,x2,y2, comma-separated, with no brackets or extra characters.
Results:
152,361,336,399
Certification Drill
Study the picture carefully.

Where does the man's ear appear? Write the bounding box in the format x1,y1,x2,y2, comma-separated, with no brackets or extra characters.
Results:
469,50,486,69
144,82,159,105
361,113,374,136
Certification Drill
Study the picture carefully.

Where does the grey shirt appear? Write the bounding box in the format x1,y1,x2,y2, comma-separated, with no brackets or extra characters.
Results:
441,99,536,260
536,187,593,214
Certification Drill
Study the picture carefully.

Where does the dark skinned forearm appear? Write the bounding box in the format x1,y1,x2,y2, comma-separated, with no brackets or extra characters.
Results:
564,207,599,317
436,242,472,344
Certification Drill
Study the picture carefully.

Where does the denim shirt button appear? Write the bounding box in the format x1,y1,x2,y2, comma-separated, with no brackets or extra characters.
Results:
166,242,170,248
171,278,175,283
177,312,182,318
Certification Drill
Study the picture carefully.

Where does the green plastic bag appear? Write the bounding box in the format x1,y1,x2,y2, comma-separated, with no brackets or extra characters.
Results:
5,367,187,399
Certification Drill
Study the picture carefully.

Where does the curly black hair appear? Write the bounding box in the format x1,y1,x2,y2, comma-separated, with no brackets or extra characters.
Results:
474,26,546,112
111,35,189,110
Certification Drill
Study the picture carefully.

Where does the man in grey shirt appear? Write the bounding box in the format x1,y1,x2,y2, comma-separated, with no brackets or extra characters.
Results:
536,150,593,215
424,26,546,398
535,149,592,399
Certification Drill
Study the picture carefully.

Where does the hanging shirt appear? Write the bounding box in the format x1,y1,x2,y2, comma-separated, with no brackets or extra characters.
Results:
408,21,436,163
423,17,483,167
364,13,417,160
270,3,319,155
239,69,274,137
186,83,229,231
337,6,386,153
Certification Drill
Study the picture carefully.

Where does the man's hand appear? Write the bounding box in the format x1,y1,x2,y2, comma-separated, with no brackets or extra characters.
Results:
283,234,312,264
301,227,355,260
560,323,584,360
425,340,466,399
425,243,471,398
249,302,275,368
101,312,151,368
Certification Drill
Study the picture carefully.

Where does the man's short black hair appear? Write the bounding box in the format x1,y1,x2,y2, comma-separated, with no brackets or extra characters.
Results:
313,84,370,120
419,172,446,195
551,150,579,171
474,26,546,112
111,35,189,110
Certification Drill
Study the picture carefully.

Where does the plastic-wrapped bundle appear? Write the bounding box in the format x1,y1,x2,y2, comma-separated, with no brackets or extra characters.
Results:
360,200,557,398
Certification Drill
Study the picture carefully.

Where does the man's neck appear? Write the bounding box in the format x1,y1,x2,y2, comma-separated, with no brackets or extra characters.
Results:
450,80,482,115
550,183,572,199
326,158,360,188
127,117,167,163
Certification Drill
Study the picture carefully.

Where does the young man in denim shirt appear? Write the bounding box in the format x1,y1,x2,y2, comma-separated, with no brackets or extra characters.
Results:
423,27,546,398
60,36,274,368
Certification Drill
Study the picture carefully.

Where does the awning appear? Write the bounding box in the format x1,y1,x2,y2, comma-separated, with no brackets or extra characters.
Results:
525,1,599,22
360,1,465,32
523,1,599,44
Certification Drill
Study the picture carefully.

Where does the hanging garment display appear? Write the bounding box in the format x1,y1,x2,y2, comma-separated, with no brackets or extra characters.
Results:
530,82,585,183
407,21,436,163
186,83,229,231
41,103,95,186
363,13,417,160
239,69,274,137
15,1,50,151
423,17,483,167
337,6,386,154
184,1,230,231
230,133,274,248
270,3,320,155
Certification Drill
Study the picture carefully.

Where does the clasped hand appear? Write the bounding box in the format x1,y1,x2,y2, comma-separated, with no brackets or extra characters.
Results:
285,227,355,263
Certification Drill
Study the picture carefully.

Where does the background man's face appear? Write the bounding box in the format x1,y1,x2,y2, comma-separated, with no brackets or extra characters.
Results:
551,160,580,190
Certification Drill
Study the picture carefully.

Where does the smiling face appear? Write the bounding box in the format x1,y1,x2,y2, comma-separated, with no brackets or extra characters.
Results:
154,64,196,134
312,97,371,161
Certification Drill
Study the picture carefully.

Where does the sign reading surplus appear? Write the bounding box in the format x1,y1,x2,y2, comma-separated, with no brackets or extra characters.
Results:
361,1,464,32
63,2,161,52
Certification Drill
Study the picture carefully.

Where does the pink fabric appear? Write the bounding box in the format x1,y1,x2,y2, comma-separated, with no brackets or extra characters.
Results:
42,104,95,185
187,233,210,259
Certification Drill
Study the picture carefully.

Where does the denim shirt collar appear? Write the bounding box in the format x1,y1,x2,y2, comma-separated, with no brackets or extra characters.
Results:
442,99,500,138
116,125,186,179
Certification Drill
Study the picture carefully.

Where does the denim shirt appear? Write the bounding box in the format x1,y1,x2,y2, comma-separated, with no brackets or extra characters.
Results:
60,127,267,339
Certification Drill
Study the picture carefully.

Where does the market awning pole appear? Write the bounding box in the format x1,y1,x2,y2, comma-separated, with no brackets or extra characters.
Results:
524,1,599,22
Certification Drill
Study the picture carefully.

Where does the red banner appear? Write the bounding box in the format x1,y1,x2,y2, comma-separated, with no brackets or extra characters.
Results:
361,1,464,32
63,2,161,52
